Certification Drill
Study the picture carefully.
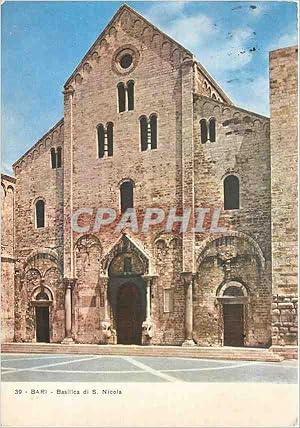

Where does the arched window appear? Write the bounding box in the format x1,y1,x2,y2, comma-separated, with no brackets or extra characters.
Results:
57,147,62,168
118,83,126,113
209,118,216,143
140,116,148,151
224,175,240,210
107,122,113,157
51,148,56,169
200,119,208,144
150,114,157,149
127,81,134,111
36,200,45,228
97,124,105,158
120,181,134,213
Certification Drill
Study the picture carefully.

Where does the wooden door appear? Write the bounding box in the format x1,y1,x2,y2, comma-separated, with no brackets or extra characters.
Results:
116,283,143,345
223,304,244,347
36,306,50,343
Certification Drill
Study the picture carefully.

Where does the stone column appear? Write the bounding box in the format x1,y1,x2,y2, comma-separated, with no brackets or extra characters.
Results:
142,276,154,344
182,272,196,346
145,279,151,320
14,268,23,342
101,277,113,343
62,278,75,343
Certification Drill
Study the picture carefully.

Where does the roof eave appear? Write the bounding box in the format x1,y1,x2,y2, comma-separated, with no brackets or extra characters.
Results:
12,118,64,168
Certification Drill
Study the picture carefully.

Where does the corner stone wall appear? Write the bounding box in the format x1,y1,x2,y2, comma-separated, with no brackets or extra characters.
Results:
272,296,298,346
270,46,298,346
1,174,16,343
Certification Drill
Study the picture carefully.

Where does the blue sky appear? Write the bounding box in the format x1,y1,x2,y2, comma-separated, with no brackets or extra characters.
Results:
1,1,298,175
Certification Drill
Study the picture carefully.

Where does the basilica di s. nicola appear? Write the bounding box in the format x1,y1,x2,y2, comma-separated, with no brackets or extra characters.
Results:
1,5,298,350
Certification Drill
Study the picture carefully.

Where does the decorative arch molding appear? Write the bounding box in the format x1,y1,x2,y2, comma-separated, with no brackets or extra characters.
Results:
1,182,6,197
153,231,182,250
221,168,241,181
24,248,59,271
101,233,152,276
31,285,54,302
196,98,269,133
74,234,102,252
13,119,64,173
216,280,248,297
118,177,136,188
197,231,265,269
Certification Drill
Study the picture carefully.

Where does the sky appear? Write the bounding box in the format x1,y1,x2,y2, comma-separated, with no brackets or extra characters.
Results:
1,1,298,175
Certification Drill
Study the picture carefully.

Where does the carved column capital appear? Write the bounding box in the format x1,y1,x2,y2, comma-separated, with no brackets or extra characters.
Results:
181,271,195,286
63,278,77,290
143,275,157,287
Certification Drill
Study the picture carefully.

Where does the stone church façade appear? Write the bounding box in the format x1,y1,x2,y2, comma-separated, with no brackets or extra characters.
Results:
1,5,298,348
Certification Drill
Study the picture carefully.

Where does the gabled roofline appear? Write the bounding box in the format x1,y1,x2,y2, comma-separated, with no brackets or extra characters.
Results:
64,3,232,104
196,62,232,105
64,3,194,88
12,118,64,168
193,93,269,121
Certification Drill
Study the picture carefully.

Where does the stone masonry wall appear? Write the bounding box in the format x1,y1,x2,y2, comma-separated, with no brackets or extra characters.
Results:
271,295,298,346
270,46,298,346
13,120,65,342
5,6,297,348
192,96,272,347
1,174,16,342
61,7,200,343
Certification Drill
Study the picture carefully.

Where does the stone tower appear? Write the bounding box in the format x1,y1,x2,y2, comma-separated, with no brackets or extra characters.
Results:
270,46,298,346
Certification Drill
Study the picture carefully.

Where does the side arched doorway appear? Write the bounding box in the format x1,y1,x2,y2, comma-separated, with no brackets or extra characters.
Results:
116,283,144,345
32,287,52,343
217,282,249,347
36,306,50,343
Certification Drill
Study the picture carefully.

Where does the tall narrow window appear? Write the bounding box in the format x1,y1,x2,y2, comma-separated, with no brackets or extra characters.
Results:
36,200,45,228
150,114,157,149
209,118,216,142
107,122,113,157
127,81,134,111
97,124,105,158
118,83,126,113
200,119,208,144
120,181,134,213
51,148,56,169
140,116,148,151
224,175,240,210
57,147,62,168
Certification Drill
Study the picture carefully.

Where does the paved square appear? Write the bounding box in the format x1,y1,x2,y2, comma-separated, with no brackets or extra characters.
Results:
1,353,297,383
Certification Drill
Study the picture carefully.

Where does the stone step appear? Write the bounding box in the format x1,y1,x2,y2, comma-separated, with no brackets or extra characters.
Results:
270,345,298,360
1,343,284,362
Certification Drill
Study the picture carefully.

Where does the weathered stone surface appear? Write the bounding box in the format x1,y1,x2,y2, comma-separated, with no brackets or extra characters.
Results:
270,46,298,346
1,174,16,342
0,6,298,348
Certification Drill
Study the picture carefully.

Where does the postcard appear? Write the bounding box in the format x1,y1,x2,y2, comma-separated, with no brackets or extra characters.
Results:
1,1,298,426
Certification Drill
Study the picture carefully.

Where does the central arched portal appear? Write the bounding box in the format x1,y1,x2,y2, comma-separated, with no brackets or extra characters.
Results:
116,283,143,345
105,236,149,345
